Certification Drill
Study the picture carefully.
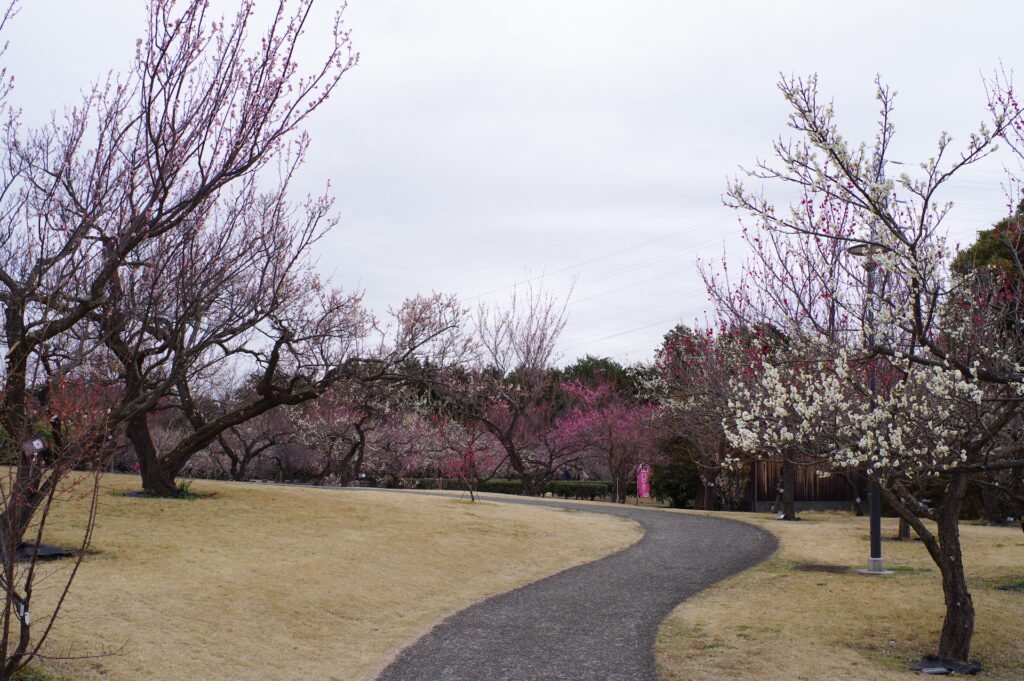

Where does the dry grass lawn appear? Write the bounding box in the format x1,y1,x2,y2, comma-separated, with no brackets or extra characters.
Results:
656,510,1024,681
31,476,641,681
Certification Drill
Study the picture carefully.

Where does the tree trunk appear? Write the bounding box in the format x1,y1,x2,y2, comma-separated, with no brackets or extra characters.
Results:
978,475,1003,524
936,471,974,662
229,458,243,481
701,473,716,510
349,424,367,484
879,472,977,663
501,442,542,496
332,432,367,486
897,517,911,541
0,318,41,544
781,458,797,520
126,414,180,497
219,436,245,481
854,472,868,516
139,462,179,497
613,476,626,504
520,470,546,496
219,432,255,482
841,471,865,516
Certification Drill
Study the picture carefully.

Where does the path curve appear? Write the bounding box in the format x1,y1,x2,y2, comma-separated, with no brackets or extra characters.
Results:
359,491,777,681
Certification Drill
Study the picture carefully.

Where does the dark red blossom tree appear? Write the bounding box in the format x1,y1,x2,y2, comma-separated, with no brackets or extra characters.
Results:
559,381,664,503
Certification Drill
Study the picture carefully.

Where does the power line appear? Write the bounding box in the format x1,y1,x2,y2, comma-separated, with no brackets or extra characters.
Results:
458,209,750,302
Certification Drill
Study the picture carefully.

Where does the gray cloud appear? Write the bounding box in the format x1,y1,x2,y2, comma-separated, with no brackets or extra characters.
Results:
6,0,1019,364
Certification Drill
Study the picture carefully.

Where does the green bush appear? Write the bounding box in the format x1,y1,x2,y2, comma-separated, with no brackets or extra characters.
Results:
478,479,524,495
650,463,699,508
402,478,525,495
402,477,638,500
545,480,613,500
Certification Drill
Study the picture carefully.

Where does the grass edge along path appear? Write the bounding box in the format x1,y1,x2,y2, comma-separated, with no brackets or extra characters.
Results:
655,510,1024,681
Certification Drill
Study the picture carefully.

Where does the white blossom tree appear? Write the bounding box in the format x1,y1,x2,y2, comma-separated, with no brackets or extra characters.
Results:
711,73,1024,663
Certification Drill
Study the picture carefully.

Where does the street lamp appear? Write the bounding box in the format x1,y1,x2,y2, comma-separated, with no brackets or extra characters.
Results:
846,243,885,258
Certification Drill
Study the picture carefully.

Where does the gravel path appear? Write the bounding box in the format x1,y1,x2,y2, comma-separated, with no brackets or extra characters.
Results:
364,492,777,681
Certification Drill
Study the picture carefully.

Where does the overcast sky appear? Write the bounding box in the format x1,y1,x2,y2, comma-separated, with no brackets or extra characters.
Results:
5,1,1022,366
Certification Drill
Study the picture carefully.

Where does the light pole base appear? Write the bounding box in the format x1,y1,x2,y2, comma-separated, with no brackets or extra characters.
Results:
857,557,893,575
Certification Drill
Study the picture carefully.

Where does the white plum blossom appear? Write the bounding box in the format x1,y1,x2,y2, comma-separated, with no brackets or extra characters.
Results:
722,339,991,482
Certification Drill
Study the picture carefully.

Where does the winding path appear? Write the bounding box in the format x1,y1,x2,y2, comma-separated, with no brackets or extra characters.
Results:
362,492,777,681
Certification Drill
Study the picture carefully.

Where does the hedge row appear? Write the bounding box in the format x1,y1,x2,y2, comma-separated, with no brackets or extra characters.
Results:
546,480,638,500
404,478,523,495
401,478,638,500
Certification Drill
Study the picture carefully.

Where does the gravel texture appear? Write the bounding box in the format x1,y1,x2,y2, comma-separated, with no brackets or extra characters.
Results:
365,492,777,681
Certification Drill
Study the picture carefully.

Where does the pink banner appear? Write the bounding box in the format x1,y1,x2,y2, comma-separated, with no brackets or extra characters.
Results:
637,463,651,498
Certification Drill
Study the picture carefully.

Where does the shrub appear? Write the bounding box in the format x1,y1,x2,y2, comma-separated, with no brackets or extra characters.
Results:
650,463,699,508
402,478,525,495
478,479,524,495
546,481,613,500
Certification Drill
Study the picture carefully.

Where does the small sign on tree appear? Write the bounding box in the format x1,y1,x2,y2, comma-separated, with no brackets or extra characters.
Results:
22,437,47,458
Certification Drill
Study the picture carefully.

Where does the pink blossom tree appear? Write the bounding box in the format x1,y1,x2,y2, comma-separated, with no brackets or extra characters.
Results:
0,0,423,672
432,414,505,501
0,372,119,678
361,407,439,487
424,285,571,495
287,379,432,486
559,381,664,503
208,404,295,482
69,0,360,496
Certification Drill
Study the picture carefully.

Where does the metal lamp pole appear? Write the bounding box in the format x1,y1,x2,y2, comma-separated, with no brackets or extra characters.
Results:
848,240,887,574
865,299,885,574
850,155,892,575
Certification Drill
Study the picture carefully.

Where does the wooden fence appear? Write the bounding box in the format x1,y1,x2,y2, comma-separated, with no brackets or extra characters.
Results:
751,459,857,503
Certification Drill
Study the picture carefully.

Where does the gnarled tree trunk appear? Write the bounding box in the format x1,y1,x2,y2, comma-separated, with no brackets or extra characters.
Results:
882,471,974,662
125,414,180,497
936,472,974,662
520,469,548,497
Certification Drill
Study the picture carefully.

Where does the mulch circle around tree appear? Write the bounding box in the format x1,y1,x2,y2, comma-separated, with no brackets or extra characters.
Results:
792,563,850,573
15,542,74,562
911,656,981,675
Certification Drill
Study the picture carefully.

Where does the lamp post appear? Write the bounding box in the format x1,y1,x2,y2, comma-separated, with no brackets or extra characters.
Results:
847,151,899,574
848,239,894,574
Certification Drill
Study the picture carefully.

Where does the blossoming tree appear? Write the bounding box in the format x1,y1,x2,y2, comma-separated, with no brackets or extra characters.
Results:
559,381,664,503
432,414,505,501
711,74,1024,662
654,324,790,512
425,285,573,495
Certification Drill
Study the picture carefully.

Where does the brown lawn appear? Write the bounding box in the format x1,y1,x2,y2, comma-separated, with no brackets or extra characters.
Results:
33,476,641,681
